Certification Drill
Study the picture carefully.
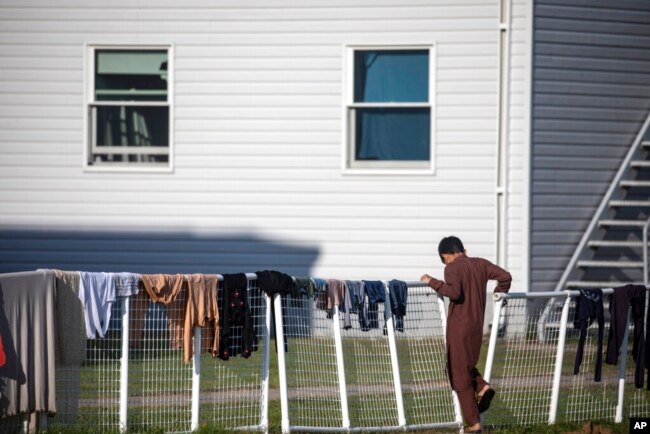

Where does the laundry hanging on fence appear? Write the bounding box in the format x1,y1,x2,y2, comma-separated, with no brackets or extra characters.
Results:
605,284,647,389
128,289,150,350
0,270,57,418
363,280,385,329
115,272,140,297
342,280,353,329
388,280,408,333
219,273,256,360
292,276,314,298
78,271,117,339
140,274,186,350
184,274,219,363
255,270,294,296
572,288,604,381
53,270,86,364
345,280,370,331
312,277,328,311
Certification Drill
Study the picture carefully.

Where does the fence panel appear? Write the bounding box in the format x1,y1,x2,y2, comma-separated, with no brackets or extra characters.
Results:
39,279,650,433
395,284,458,429
279,281,460,433
200,279,269,431
486,290,650,429
49,279,269,434
281,291,344,431
561,296,620,424
127,295,192,432
54,300,124,431
484,295,561,427
339,295,401,431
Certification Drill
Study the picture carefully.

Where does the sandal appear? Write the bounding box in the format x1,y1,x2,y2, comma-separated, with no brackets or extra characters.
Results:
477,387,496,413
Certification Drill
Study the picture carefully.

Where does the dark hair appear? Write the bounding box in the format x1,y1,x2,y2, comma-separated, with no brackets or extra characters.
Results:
438,236,465,262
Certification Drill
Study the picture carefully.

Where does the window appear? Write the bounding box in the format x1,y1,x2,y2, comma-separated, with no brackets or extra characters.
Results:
85,46,171,169
344,46,434,173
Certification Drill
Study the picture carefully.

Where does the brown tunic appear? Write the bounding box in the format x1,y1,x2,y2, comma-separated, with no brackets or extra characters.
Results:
427,254,511,392
183,274,219,363
140,274,186,350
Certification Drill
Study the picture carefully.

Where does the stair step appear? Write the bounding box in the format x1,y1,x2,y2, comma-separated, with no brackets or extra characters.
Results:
620,180,650,188
643,140,650,147
599,219,647,228
577,260,643,268
609,200,650,207
588,240,647,248
631,161,650,168
566,280,646,289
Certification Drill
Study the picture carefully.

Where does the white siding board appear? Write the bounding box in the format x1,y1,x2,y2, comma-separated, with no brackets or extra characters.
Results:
0,0,532,281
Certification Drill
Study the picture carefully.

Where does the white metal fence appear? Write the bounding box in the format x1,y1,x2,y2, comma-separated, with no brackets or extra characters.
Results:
5,279,649,433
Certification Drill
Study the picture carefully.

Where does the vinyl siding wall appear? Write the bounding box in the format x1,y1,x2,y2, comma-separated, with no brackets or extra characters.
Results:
0,0,529,288
530,0,650,292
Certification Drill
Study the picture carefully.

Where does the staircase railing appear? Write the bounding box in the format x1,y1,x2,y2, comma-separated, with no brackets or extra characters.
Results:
553,111,650,292
643,217,650,288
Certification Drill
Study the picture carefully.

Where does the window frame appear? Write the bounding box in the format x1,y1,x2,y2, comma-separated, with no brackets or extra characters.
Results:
342,44,436,175
83,44,174,173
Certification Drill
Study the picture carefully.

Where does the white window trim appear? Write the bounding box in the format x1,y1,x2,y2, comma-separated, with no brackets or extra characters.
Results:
341,43,436,176
83,43,174,173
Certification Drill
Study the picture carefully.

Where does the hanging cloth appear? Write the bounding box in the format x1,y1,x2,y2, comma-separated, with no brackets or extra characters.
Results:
388,280,408,333
183,274,219,363
605,284,646,388
572,288,604,381
140,274,186,350
0,270,57,417
219,273,256,360
78,272,116,339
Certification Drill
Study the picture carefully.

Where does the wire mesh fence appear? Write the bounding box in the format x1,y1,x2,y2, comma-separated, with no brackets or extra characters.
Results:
396,284,457,427
277,281,460,432
484,290,650,431
54,301,123,431
199,278,269,431
10,279,649,434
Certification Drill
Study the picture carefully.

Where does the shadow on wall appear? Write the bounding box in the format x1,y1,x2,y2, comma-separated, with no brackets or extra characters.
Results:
0,228,320,277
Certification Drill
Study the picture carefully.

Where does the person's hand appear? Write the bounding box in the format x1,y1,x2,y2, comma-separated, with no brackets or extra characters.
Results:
420,274,433,284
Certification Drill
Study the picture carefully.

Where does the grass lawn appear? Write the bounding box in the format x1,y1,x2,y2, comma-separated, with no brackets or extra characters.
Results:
50,333,644,434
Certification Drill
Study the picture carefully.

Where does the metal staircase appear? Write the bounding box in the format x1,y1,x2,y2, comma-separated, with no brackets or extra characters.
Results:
555,112,650,291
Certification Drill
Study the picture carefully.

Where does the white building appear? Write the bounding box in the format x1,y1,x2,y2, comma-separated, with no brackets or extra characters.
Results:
1,0,649,294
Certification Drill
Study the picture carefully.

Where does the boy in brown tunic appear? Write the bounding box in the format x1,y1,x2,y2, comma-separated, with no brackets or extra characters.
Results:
420,236,511,433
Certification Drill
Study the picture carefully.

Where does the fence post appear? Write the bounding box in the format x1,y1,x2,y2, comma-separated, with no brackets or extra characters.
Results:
548,293,571,424
331,304,351,429
383,282,406,427
484,293,505,382
119,296,131,433
615,306,631,423
274,294,290,434
436,294,463,428
191,327,201,431
259,289,271,432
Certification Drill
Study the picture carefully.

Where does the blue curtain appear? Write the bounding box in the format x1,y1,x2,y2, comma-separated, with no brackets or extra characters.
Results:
353,50,430,161
354,50,428,103
355,108,430,161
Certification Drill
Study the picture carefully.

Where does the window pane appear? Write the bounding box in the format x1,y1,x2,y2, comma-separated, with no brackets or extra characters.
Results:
354,108,430,161
95,50,168,101
95,106,169,148
354,50,428,103
91,154,169,164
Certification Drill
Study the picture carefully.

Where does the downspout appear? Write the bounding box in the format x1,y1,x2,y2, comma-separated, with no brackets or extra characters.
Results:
496,0,512,270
